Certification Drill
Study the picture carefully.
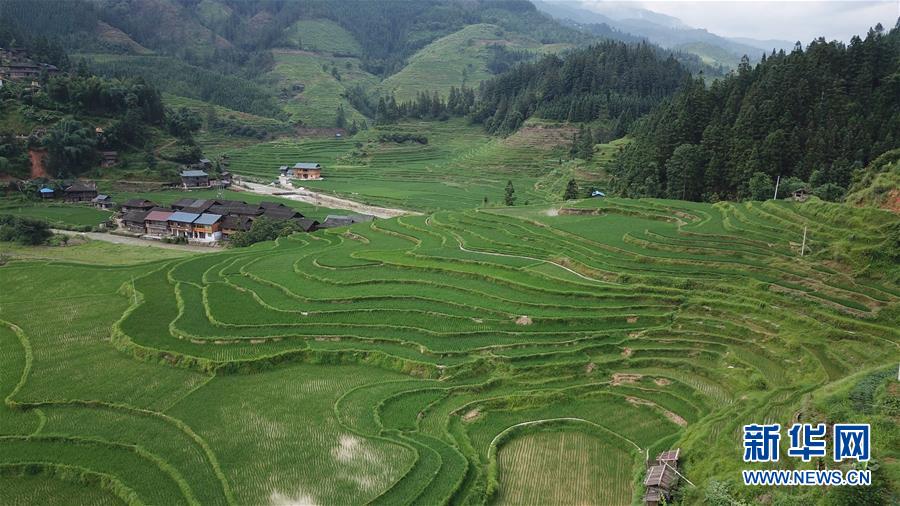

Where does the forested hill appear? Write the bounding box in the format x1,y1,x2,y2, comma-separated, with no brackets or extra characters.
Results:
471,41,689,138
611,21,900,202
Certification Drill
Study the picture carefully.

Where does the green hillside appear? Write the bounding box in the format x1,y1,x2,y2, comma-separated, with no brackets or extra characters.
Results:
268,50,378,127
0,197,896,505
379,24,566,103
674,41,738,69
282,19,363,56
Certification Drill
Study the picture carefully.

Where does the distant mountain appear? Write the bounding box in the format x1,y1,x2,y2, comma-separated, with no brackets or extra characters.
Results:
533,0,792,67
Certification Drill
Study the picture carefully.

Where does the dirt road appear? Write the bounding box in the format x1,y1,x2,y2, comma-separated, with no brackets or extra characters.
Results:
52,230,217,253
237,182,418,219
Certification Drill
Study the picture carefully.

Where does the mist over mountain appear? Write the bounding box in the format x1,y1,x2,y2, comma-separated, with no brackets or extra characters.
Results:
534,0,794,67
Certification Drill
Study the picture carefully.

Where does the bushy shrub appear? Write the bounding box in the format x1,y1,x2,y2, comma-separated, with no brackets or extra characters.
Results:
0,214,53,245
378,133,427,144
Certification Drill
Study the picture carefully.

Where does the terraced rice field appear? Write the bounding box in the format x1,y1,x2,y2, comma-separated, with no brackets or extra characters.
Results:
0,197,897,504
225,119,595,212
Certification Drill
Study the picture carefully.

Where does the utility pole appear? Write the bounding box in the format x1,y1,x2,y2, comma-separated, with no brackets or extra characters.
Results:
773,175,781,200
800,226,807,257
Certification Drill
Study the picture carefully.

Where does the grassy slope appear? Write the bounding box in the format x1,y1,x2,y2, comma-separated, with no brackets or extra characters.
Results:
282,19,363,56
845,148,900,213
268,50,378,127
379,24,567,103
0,239,193,264
0,202,113,228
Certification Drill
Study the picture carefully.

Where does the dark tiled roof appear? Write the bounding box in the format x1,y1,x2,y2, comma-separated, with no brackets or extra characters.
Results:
65,181,96,192
180,170,208,177
122,210,150,223
209,203,261,216
261,208,302,220
319,214,374,228
221,215,253,231
122,199,157,209
295,218,319,232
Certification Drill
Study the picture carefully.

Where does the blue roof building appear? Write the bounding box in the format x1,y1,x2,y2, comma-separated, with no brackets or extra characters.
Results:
167,212,201,223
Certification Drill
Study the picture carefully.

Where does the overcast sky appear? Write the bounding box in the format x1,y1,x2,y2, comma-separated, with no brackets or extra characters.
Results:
581,1,899,42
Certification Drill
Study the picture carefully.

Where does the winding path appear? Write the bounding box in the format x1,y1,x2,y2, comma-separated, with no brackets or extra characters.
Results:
52,230,217,253
237,182,419,219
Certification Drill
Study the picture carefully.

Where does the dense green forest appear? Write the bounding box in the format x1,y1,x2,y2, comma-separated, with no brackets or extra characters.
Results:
611,21,900,202
471,41,689,138
0,71,202,178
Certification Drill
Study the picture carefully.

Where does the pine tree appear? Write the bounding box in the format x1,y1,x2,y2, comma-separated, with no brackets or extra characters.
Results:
335,104,346,129
563,179,579,200
504,180,516,206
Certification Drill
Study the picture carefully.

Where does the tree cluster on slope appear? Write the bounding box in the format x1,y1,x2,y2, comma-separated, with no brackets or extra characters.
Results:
612,21,900,202
471,41,689,136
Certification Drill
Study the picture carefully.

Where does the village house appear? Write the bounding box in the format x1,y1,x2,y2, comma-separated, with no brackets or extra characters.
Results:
167,211,200,238
291,162,322,180
92,194,115,209
643,449,681,506
190,213,223,242
100,151,118,168
180,170,210,188
171,198,216,213
38,187,54,199
318,214,373,229
220,214,254,239
120,199,158,214
792,188,809,202
295,218,320,232
122,209,151,233
144,210,173,237
64,181,98,203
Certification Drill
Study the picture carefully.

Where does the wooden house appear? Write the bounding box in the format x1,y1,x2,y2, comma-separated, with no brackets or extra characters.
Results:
190,213,223,242
643,449,681,506
180,170,209,188
291,162,322,180
121,210,150,233
64,181,98,202
220,214,254,239
171,198,216,213
38,187,54,199
100,151,118,168
92,194,114,209
121,199,158,214
792,188,809,202
167,211,200,238
144,210,173,237
295,218,319,232
319,214,373,229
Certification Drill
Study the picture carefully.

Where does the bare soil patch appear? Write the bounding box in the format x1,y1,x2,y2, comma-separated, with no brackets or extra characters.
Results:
462,408,481,422
503,124,578,149
515,315,532,325
611,373,642,386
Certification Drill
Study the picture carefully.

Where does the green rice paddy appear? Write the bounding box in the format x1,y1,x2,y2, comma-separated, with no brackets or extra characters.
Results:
224,119,597,212
0,195,896,504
